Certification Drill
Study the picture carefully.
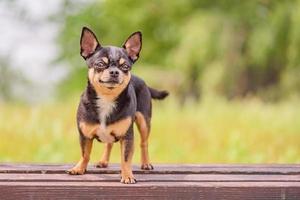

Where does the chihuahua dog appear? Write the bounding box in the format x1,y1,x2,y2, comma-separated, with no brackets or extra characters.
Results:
67,27,168,184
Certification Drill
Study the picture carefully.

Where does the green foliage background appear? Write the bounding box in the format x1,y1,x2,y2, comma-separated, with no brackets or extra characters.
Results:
1,0,300,163
58,0,300,102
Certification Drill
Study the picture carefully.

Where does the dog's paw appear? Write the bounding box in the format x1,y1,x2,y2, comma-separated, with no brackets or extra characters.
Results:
95,161,108,168
67,166,86,175
141,163,154,170
120,175,137,184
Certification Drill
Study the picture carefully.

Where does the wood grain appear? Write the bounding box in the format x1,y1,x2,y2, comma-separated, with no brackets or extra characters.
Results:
0,163,300,199
1,163,300,174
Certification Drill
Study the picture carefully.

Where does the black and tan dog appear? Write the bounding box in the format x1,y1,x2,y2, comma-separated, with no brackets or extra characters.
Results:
67,27,168,184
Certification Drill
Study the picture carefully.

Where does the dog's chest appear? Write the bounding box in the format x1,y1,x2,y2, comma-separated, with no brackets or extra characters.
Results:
94,97,116,143
79,95,132,143
96,97,116,126
93,97,132,143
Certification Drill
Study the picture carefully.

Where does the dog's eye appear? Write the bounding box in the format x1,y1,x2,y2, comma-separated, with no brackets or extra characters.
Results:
94,61,107,70
119,64,130,71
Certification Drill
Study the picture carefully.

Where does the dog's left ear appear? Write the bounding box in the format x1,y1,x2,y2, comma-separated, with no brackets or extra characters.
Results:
122,31,142,62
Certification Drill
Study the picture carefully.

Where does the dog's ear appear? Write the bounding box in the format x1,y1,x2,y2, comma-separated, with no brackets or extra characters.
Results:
80,27,100,59
122,31,142,62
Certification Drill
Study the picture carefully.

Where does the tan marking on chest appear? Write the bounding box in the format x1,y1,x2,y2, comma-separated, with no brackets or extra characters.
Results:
79,117,132,142
79,122,99,139
107,117,132,137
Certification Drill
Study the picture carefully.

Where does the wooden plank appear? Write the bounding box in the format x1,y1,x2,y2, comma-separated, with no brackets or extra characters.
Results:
2,181,300,186
0,183,300,200
1,173,300,182
1,163,300,174
0,164,300,199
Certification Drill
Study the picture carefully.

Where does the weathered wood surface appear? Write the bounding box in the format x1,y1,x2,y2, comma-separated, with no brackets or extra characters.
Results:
0,163,300,199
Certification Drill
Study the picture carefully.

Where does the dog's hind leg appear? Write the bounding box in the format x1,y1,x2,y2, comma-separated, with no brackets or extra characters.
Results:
96,143,113,168
135,111,153,170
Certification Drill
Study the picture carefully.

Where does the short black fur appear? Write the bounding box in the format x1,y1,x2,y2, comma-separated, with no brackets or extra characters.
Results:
68,27,168,184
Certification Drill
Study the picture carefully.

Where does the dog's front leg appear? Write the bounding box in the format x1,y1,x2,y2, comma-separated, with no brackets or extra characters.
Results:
68,136,93,175
120,126,136,184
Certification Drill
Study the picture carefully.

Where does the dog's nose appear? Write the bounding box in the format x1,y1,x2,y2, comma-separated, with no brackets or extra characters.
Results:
109,69,119,78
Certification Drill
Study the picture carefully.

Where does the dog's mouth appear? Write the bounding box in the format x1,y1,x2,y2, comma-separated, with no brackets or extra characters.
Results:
99,79,123,89
99,79,119,84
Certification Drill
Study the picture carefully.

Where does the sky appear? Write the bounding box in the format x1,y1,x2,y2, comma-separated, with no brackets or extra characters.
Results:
0,0,67,102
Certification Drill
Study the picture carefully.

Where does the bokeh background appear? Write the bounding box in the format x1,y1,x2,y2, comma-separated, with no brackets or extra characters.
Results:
1,0,300,164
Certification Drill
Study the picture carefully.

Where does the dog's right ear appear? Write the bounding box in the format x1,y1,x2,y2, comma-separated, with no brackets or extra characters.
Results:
80,27,100,59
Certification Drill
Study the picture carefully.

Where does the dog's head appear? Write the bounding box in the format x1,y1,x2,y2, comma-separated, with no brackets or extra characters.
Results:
80,27,142,96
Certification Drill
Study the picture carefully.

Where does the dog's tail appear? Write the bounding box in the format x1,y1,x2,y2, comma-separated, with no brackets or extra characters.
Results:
148,87,169,100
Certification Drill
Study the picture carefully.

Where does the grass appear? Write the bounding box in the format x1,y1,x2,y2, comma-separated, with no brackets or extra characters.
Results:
0,96,300,164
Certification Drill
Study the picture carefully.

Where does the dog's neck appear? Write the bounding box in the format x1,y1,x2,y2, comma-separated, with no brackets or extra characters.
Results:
86,80,129,126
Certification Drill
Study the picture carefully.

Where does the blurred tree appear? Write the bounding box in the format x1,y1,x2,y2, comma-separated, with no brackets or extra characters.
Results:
0,57,28,102
0,58,15,101
57,0,300,102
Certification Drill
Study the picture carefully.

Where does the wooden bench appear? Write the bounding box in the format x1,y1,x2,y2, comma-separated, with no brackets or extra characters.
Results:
0,164,300,199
